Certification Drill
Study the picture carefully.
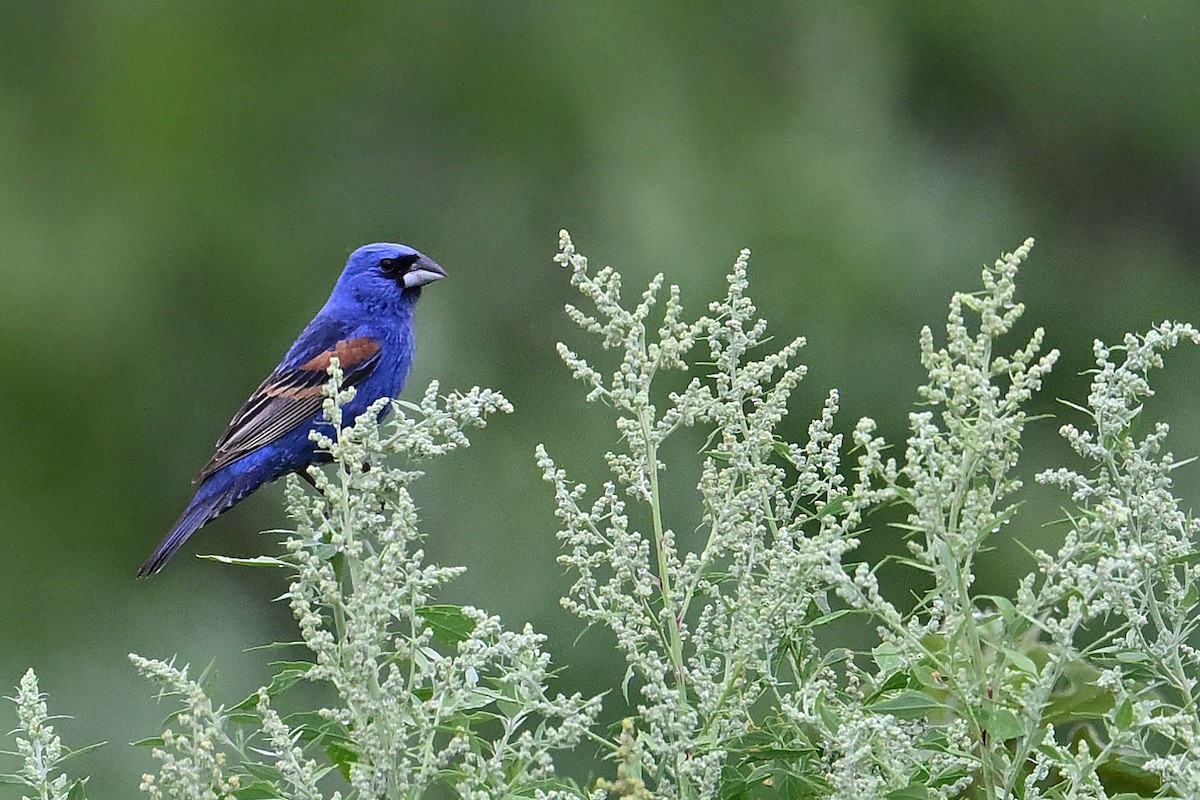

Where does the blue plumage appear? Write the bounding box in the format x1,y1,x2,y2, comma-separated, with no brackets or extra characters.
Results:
139,243,446,576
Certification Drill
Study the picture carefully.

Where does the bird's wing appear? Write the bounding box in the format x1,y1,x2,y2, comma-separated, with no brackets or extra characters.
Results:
196,335,383,481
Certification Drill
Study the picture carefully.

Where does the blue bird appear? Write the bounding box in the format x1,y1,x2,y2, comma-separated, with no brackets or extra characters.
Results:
139,243,446,576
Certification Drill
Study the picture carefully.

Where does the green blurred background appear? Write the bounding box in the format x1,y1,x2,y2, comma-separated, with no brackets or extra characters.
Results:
4,3,1200,793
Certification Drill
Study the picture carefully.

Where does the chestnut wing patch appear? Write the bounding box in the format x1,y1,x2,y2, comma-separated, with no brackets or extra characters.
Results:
197,337,382,480
299,337,381,373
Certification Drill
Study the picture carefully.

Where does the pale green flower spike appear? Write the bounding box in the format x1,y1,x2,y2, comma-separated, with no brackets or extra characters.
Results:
128,375,599,800
3,668,99,800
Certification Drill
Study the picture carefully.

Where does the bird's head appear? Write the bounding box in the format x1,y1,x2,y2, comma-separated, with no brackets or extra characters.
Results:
333,242,447,311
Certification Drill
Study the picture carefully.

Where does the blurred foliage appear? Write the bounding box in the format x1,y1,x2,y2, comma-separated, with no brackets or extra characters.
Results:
2,3,1200,795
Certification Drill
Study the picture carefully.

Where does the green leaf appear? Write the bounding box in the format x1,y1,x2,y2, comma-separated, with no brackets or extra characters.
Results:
239,762,284,785
718,766,771,799
285,711,348,741
981,708,1024,741
197,554,290,568
232,778,286,800
886,784,933,800
1167,455,1198,471
871,690,944,719
1114,697,1134,729
815,693,841,733
909,665,945,691
313,543,340,562
324,739,358,782
243,641,306,653
1055,398,1091,415
1002,648,1039,678
872,670,911,699
978,594,1016,624
1045,662,1114,723
131,736,166,748
66,779,88,800
418,604,476,646
814,494,848,519
231,662,310,712
742,746,813,761
803,608,853,627
1096,754,1162,797
708,449,732,463
871,642,903,673
59,741,107,762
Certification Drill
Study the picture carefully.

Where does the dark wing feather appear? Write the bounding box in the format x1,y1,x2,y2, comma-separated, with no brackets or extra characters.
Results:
196,337,382,481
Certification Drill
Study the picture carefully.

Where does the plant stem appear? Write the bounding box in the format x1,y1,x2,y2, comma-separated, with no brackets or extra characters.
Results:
643,409,687,693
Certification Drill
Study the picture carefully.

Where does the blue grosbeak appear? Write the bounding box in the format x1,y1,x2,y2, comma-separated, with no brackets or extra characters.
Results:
139,243,446,576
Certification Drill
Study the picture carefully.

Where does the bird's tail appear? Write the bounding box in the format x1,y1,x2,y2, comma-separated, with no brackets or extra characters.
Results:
138,477,247,577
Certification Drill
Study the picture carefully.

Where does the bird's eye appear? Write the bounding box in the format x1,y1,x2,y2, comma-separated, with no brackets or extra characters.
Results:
379,253,420,277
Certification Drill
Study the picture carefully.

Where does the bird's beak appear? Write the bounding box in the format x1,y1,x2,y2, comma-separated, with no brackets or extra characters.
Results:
403,256,448,288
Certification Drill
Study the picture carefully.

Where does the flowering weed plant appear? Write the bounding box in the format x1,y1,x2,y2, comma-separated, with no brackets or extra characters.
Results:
128,376,599,800
539,232,1200,799
6,233,1200,799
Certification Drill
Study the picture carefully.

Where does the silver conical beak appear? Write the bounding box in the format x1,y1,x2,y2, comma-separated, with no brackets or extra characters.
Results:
403,256,447,288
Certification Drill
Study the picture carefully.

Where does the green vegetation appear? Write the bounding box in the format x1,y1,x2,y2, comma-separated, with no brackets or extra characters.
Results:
8,235,1200,798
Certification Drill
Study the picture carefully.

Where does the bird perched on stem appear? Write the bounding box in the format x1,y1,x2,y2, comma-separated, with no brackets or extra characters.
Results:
139,243,446,576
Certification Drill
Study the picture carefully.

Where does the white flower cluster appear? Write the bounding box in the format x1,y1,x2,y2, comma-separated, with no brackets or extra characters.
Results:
1034,321,1200,797
3,668,84,800
846,240,1067,798
11,233,1200,799
284,373,599,799
131,655,240,800
129,371,599,799
542,231,924,797
543,233,1200,799
254,687,328,800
